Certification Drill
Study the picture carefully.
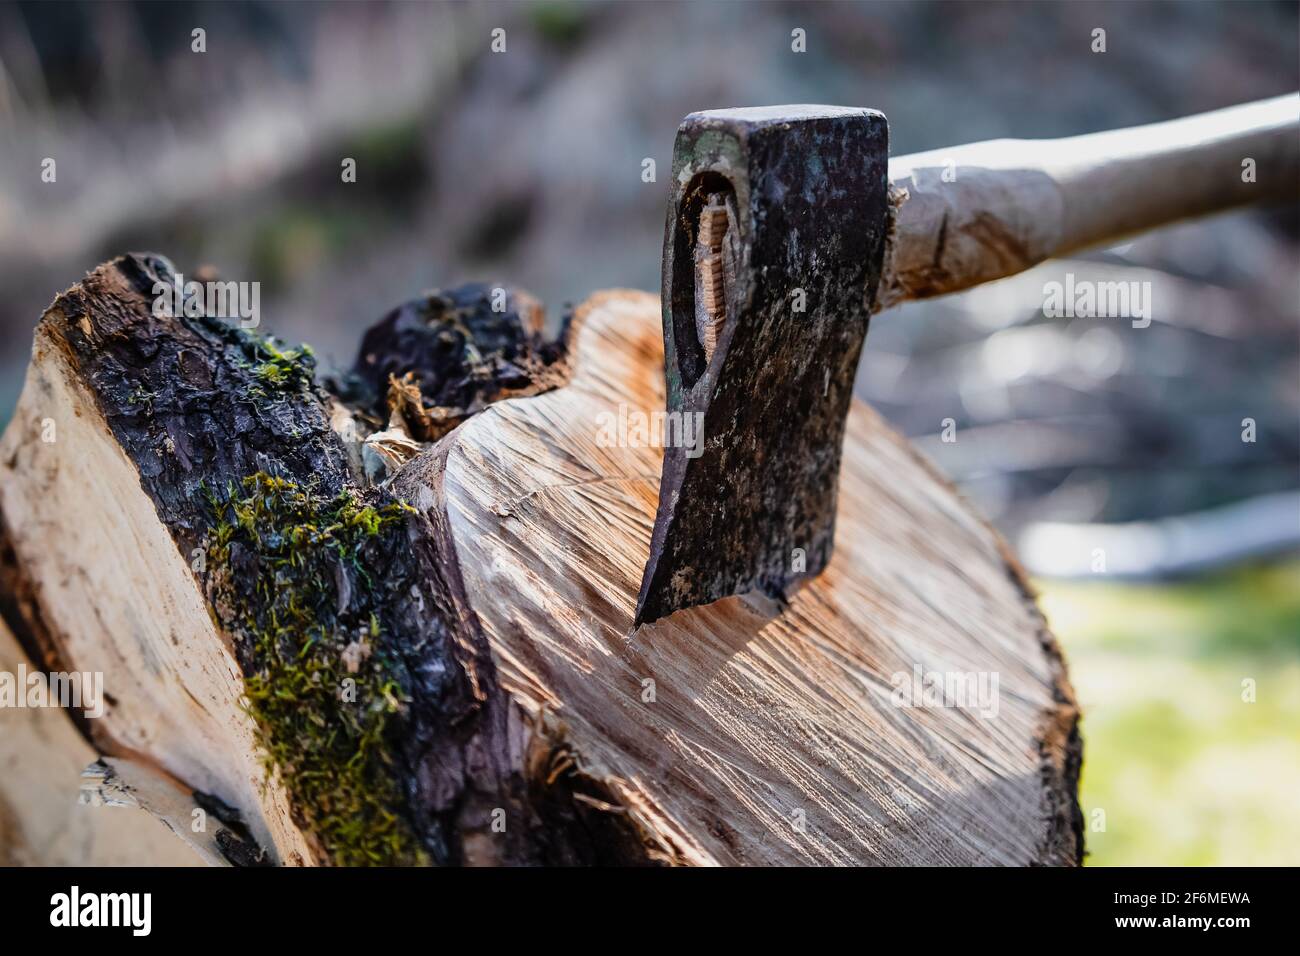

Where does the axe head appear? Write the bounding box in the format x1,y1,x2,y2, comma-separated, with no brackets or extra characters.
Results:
635,105,890,626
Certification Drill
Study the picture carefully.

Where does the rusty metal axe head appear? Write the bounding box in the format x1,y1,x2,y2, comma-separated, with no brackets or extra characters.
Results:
635,105,890,626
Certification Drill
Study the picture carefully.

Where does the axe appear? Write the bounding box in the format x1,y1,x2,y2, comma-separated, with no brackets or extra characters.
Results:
636,94,1299,625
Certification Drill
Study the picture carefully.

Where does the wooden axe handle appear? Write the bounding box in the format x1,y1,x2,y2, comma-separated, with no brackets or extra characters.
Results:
878,93,1299,310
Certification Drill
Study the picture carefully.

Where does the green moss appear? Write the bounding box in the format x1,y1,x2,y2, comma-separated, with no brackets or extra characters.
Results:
234,332,316,400
204,473,427,865
126,384,155,411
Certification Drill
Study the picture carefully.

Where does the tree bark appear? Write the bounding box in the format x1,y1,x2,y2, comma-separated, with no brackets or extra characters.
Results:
0,254,1082,866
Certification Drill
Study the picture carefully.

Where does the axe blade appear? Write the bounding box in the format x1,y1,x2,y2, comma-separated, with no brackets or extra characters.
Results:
635,105,890,625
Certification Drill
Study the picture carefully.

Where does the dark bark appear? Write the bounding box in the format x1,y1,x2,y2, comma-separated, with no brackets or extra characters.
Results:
333,282,570,441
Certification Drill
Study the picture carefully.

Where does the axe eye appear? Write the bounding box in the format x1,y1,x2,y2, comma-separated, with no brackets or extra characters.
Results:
694,194,730,364
670,173,737,387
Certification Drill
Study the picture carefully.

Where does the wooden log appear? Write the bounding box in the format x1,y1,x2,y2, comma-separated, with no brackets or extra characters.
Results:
404,290,1082,865
0,619,203,866
0,255,1081,865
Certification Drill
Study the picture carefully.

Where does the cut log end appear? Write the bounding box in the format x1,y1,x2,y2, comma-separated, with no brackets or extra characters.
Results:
0,255,1081,866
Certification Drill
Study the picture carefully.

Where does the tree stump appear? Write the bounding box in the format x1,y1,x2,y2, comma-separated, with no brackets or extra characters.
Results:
0,255,1081,865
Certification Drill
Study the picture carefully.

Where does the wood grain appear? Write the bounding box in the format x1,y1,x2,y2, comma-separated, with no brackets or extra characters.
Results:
0,620,201,866
429,289,1082,865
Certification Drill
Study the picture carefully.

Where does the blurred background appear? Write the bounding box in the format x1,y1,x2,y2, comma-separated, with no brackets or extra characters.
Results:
0,0,1295,864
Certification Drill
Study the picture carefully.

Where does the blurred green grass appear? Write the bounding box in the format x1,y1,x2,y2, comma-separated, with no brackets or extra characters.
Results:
1038,561,1300,866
